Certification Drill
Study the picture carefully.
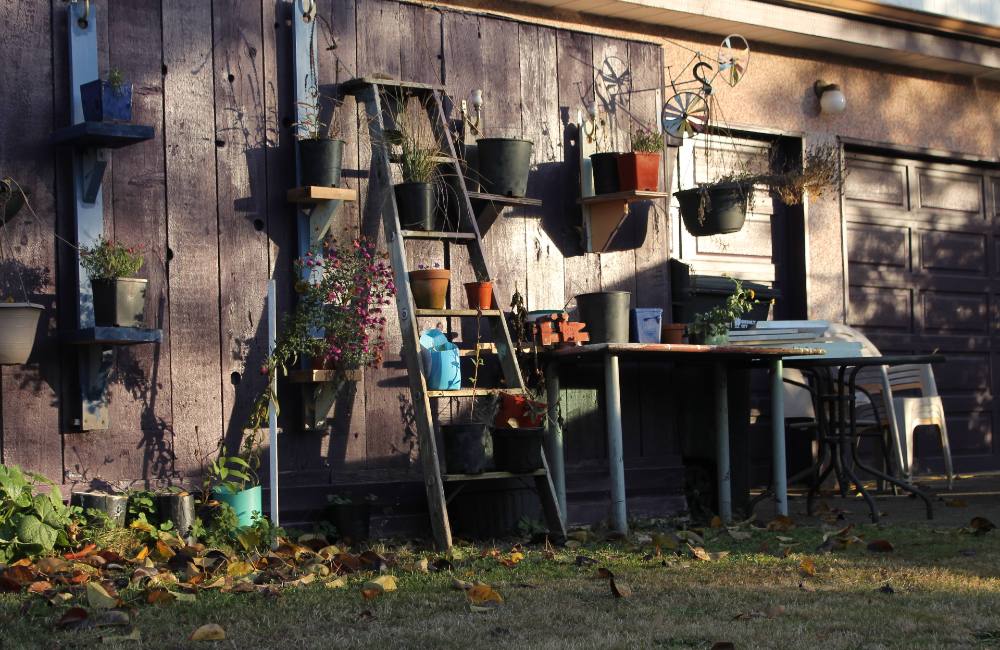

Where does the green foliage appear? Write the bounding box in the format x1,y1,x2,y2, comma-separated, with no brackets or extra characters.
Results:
0,465,75,562
687,279,758,339
629,128,663,154
392,96,440,183
208,451,257,493
126,490,157,525
107,68,125,95
79,236,143,280
517,516,547,538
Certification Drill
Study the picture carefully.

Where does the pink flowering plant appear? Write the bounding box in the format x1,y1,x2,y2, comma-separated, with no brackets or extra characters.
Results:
248,236,395,431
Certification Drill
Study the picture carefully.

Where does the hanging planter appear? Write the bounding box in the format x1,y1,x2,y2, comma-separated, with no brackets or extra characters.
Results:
463,280,494,310
675,182,749,237
442,423,488,474
475,138,533,198
409,266,450,309
589,152,620,195
394,181,437,231
0,178,29,224
298,138,345,187
80,69,133,122
0,303,43,364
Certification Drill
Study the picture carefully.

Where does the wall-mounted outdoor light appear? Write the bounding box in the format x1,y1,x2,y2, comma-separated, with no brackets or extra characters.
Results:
814,80,846,114
582,100,600,142
461,88,484,136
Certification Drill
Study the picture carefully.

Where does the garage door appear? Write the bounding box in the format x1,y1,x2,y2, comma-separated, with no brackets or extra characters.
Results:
845,151,1000,472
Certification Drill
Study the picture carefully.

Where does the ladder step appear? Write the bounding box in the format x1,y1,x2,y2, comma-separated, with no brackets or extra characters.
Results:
443,469,547,482
341,76,445,95
401,230,477,242
469,192,543,208
390,153,456,165
427,388,524,398
415,308,503,317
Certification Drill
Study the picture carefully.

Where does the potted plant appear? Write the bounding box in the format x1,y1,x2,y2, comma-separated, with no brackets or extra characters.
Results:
207,448,261,528
464,277,494,310
441,317,498,475
295,97,346,188
393,112,440,231
617,128,662,192
409,262,449,310
675,178,752,237
476,135,533,198
0,179,42,365
247,237,395,431
81,67,133,122
79,237,146,327
686,278,757,345
325,493,377,544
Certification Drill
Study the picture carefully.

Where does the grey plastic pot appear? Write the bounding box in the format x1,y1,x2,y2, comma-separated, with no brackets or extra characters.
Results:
394,181,437,230
0,303,42,365
298,138,345,187
675,182,749,237
92,278,148,327
475,138,533,198
576,291,630,343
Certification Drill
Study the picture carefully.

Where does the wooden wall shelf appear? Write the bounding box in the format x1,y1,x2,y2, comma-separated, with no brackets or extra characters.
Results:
469,191,543,233
579,190,671,205
51,122,155,149
286,186,358,203
62,327,162,346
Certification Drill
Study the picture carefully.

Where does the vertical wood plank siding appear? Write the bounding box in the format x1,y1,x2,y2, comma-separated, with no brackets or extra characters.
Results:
0,0,680,513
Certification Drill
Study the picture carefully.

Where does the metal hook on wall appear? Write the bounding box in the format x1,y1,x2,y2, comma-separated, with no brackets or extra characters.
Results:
300,0,316,23
69,0,91,29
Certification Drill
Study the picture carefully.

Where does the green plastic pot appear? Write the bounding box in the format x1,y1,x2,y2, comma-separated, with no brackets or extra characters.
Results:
298,138,345,187
213,485,262,527
675,182,749,237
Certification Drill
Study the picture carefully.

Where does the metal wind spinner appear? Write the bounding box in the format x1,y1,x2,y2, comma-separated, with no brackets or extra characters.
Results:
661,35,750,139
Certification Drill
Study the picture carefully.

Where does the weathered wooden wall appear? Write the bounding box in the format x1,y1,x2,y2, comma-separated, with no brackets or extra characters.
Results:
0,0,680,520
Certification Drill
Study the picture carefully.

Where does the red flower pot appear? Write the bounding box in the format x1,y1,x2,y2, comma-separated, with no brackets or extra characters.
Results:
617,152,661,191
661,323,687,344
464,281,494,310
494,392,545,428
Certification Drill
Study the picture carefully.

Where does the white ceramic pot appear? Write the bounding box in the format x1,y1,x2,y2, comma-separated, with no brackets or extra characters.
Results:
0,303,43,364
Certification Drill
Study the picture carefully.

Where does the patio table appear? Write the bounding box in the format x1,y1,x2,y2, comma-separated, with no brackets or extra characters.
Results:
543,343,823,534
782,353,946,522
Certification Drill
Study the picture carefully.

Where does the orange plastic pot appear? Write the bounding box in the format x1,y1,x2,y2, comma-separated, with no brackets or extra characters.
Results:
494,392,545,428
617,152,661,191
464,281,494,310
661,323,687,344
409,269,450,309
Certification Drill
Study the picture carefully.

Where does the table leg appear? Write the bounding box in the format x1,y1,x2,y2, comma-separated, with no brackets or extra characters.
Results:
604,353,628,535
545,360,566,521
770,358,788,517
714,362,732,524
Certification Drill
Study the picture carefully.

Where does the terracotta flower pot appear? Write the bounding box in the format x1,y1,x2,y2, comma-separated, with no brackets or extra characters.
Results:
661,323,687,344
617,152,661,191
409,269,450,309
463,281,494,310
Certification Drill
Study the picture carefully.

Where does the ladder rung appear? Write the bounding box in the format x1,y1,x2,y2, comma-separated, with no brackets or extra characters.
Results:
468,192,543,208
415,309,503,317
443,470,547,482
389,153,456,165
457,343,497,357
427,388,524,398
341,76,445,95
401,230,477,242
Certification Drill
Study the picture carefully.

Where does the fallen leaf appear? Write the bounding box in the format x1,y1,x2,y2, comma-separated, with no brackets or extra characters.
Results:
867,539,894,553
467,584,503,606
595,567,614,579
56,607,89,629
101,629,141,644
415,558,429,573
96,610,130,627
944,498,968,508
675,530,705,546
709,516,723,529
609,575,632,598
689,546,711,562
36,557,70,574
727,529,752,541
226,561,255,578
86,582,119,610
451,578,473,591
324,577,347,589
189,623,226,641
28,580,53,594
767,516,796,532
360,587,381,601
48,592,74,605
64,544,98,560
799,557,816,577
147,588,176,605
364,575,398,593
971,517,996,535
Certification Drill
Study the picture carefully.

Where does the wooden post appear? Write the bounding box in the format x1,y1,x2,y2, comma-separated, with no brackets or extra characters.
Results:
770,358,788,517
604,353,628,535
714,362,732,523
545,360,566,519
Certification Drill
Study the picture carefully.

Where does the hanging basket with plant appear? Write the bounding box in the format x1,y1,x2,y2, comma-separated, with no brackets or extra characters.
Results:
80,236,147,328
0,178,43,365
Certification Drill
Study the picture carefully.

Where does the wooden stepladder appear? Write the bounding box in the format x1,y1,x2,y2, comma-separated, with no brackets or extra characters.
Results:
342,77,566,549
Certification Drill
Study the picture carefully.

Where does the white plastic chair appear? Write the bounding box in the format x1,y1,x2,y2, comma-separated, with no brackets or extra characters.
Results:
886,364,954,488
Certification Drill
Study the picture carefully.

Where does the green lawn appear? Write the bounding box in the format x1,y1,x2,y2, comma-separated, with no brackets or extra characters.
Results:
2,520,999,649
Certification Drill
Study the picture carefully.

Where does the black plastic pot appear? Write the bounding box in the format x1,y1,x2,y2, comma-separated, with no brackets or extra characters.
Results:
329,502,371,544
298,138,345,187
476,138,533,198
156,493,197,544
675,182,749,237
491,427,544,474
590,152,620,195
442,423,487,474
576,291,630,343
394,181,437,231
92,278,147,327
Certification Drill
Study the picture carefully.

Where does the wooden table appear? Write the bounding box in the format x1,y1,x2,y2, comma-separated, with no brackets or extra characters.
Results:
545,343,823,534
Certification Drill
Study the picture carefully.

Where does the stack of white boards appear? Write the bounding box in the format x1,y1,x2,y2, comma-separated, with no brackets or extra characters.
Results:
726,320,829,347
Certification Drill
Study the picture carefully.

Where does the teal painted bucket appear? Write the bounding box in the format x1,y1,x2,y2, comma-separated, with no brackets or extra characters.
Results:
213,485,262,527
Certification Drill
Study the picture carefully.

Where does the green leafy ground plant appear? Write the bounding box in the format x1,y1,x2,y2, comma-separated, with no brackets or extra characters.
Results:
0,465,75,562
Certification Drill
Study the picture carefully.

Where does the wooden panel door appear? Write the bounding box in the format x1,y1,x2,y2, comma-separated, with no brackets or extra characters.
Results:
845,151,1000,472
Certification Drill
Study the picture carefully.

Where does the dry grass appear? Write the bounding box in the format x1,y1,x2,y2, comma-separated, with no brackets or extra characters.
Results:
2,522,999,649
